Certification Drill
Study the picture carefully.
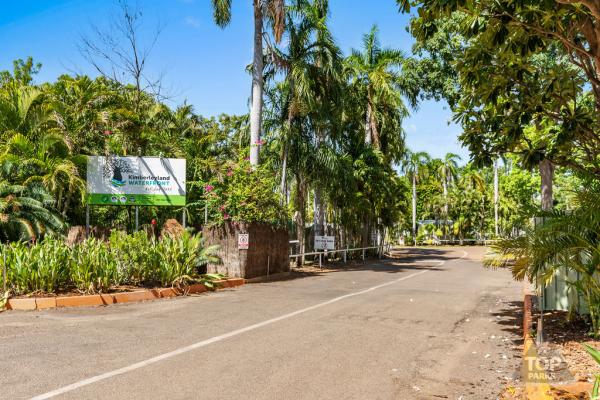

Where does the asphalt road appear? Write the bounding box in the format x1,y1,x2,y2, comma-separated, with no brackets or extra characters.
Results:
0,247,523,400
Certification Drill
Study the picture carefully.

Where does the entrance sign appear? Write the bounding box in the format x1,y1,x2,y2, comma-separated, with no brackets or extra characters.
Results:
314,235,335,251
238,233,249,250
87,156,186,206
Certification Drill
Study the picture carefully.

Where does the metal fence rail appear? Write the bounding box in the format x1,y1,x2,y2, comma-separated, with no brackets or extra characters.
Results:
289,244,391,269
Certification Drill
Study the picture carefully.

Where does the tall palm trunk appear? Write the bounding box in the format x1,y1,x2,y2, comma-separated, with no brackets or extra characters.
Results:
294,174,308,267
494,159,499,236
442,178,448,239
280,145,287,204
250,1,264,167
365,102,373,145
313,188,325,236
540,159,554,211
314,129,326,237
412,174,417,246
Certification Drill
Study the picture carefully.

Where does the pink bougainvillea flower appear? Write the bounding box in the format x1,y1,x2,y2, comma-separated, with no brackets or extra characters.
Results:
151,219,157,226
103,130,112,136
204,184,214,193
223,213,230,220
219,205,226,211
227,169,234,177
254,139,266,146
244,157,250,161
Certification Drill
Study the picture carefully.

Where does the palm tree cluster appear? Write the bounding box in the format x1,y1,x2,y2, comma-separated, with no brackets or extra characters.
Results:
400,152,581,244
258,1,416,258
2,0,579,250
0,0,417,247
0,58,248,241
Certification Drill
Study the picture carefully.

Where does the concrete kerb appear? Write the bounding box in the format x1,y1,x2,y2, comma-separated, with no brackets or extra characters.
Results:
5,278,245,311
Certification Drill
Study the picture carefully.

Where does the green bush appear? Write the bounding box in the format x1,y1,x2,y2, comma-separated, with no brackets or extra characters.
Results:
4,238,70,294
70,239,119,293
199,160,288,227
1,231,221,295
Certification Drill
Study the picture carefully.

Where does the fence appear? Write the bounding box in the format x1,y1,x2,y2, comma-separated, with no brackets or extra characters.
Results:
435,239,498,246
289,244,391,269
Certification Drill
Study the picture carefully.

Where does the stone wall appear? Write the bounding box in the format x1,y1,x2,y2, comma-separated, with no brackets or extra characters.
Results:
202,222,289,279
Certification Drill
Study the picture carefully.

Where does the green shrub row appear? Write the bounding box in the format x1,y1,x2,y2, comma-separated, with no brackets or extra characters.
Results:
2,231,221,295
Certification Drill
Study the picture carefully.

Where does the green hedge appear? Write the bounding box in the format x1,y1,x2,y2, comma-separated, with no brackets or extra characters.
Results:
2,231,220,295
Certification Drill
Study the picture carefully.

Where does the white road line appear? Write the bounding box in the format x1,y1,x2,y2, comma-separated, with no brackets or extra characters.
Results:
31,250,468,400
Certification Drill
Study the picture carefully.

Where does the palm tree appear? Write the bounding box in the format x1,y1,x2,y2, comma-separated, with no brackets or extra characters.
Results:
0,133,86,217
263,0,341,261
345,25,413,150
487,189,600,336
0,182,64,242
437,153,461,238
211,0,285,167
401,150,430,245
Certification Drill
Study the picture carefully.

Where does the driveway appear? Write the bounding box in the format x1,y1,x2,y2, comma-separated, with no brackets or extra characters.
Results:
0,247,523,399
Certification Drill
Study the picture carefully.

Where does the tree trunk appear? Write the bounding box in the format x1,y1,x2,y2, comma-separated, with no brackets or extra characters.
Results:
442,178,448,240
540,159,554,211
365,102,372,145
294,175,307,267
313,128,326,237
250,1,264,167
362,216,370,247
412,174,417,246
313,187,325,236
280,144,287,204
494,159,499,236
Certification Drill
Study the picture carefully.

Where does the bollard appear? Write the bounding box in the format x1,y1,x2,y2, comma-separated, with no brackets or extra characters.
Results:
343,250,347,263
362,249,365,260
319,253,322,269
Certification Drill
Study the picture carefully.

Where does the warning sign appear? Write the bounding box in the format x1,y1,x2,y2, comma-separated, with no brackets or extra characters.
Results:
238,233,249,250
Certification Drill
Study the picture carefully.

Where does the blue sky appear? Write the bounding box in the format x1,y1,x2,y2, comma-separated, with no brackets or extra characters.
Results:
0,0,467,161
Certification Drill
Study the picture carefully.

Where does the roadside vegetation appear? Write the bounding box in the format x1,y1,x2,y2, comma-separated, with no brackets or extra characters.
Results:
3,231,220,295
0,0,599,363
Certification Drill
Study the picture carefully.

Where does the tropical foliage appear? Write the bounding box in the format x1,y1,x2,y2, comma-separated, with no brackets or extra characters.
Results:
3,231,220,295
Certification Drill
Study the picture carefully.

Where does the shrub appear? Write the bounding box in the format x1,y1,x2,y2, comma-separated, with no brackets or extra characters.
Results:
1,231,221,295
70,239,119,293
4,238,70,295
200,160,288,227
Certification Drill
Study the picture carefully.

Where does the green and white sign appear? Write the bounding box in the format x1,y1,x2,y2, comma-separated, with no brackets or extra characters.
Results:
87,156,186,206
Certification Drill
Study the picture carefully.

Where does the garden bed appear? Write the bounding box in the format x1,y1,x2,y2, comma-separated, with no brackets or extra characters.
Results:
539,310,600,384
4,278,245,311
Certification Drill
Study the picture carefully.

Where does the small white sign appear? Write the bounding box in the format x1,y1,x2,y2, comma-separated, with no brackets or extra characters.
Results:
314,235,335,251
238,233,249,250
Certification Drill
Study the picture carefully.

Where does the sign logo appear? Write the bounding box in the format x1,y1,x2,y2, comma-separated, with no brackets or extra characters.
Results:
104,157,133,188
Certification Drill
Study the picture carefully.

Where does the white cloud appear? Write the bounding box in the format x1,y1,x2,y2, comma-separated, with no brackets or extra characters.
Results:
184,16,201,28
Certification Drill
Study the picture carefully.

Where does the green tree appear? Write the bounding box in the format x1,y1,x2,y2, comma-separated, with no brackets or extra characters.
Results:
436,152,460,237
211,0,285,166
401,150,430,244
345,25,414,153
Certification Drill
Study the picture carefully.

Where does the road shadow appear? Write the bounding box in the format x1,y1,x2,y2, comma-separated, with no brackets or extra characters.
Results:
265,253,449,284
490,300,524,346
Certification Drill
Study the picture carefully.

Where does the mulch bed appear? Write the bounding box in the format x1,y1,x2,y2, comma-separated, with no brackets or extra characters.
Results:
540,310,600,383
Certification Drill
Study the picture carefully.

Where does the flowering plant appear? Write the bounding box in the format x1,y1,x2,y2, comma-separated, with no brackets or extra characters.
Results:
201,160,287,226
